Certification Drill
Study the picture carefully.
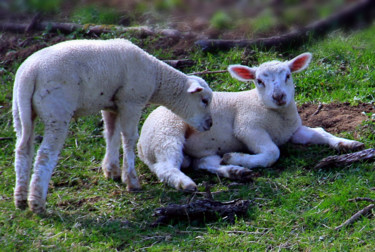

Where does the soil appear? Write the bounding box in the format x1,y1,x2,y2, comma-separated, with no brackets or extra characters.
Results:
298,103,374,134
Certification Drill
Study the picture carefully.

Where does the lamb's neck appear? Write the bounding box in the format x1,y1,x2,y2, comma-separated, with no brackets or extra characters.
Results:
150,63,187,106
280,99,298,114
277,99,301,122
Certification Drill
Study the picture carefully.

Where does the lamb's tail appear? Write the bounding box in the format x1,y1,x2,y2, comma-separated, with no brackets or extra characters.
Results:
13,70,36,149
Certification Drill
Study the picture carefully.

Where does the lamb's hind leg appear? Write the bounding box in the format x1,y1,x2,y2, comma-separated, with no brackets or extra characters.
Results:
28,118,70,214
101,111,121,180
291,126,364,151
13,108,35,209
194,155,253,181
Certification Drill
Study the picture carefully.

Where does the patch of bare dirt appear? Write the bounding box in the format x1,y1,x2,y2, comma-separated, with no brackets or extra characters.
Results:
298,103,374,134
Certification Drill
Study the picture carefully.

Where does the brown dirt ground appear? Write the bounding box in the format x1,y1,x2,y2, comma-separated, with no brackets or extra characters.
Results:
298,103,374,134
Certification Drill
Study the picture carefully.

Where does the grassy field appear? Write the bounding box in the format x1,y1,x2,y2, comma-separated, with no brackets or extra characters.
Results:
0,24,375,251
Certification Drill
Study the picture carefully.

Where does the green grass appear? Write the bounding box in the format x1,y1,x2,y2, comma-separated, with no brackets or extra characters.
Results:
0,25,375,251
71,6,122,25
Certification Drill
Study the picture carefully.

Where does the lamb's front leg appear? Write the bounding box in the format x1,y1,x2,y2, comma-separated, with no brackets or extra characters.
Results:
102,111,121,180
290,126,364,151
193,155,253,181
221,131,280,169
118,107,142,191
151,159,197,192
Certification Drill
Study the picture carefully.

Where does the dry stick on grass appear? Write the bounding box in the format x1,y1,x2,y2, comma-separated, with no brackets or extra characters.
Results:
348,197,375,203
314,148,375,169
335,204,374,231
188,69,228,76
0,137,13,141
163,59,195,69
151,198,251,226
195,0,375,52
0,18,181,38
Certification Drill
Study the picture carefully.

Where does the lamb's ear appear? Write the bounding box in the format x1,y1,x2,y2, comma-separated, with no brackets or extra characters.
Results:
227,65,256,82
187,80,203,93
288,52,312,73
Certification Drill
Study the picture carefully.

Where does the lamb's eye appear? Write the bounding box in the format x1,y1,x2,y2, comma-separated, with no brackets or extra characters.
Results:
285,74,291,81
257,79,265,87
202,98,209,106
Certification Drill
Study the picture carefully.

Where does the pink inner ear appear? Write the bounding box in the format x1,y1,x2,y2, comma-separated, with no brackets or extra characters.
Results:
231,67,254,80
291,55,309,72
189,86,203,93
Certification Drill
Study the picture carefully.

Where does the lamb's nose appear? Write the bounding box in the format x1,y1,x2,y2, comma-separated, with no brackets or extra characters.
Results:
205,117,213,130
272,93,286,105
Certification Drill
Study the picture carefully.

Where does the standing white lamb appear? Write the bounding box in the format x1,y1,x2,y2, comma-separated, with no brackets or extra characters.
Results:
137,52,364,191
13,39,213,213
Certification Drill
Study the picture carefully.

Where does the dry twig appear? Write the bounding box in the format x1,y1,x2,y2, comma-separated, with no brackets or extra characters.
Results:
189,69,227,76
335,204,374,231
312,103,323,116
151,198,251,226
348,197,375,203
163,59,195,69
0,19,180,38
315,148,375,169
0,137,13,141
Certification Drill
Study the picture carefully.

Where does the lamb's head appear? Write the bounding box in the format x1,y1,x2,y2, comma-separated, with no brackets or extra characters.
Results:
175,75,213,132
228,52,312,109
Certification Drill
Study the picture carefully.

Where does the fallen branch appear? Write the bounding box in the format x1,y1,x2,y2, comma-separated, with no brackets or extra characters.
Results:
25,13,42,33
151,198,251,226
314,148,375,169
335,204,374,231
0,137,13,141
0,19,181,38
189,69,227,76
163,59,195,69
195,0,375,52
348,197,375,203
203,181,214,201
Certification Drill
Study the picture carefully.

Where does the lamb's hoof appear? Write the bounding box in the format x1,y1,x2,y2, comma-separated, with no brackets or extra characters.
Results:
237,169,254,182
102,164,121,181
28,200,46,214
126,186,142,192
15,199,28,210
220,153,231,165
124,174,142,192
228,167,254,182
126,179,142,192
14,187,29,210
181,183,197,193
337,141,365,152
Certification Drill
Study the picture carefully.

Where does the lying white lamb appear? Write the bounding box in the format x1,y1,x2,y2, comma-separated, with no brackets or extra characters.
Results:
13,39,213,213
137,52,364,191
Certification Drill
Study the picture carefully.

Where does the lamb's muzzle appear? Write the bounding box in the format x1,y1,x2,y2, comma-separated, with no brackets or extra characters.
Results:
203,116,213,131
272,92,286,106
